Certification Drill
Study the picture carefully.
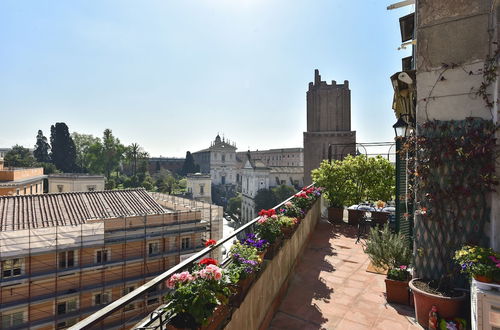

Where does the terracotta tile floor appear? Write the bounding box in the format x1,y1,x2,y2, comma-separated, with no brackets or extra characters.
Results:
268,218,422,330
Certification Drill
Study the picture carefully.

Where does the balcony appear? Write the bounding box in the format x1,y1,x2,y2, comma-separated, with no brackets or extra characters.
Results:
70,195,420,330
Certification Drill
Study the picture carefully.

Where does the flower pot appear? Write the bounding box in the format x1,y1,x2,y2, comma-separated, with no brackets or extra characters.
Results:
385,278,410,305
229,275,255,307
166,305,230,330
473,276,494,290
264,238,282,260
281,225,296,239
257,248,267,261
327,207,344,223
409,278,466,328
347,209,364,226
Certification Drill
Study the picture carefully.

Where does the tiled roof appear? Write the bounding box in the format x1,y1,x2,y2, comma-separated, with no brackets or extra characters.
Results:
0,189,167,231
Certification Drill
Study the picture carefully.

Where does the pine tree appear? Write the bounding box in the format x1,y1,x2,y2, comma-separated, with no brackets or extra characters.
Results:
34,130,51,163
50,123,77,173
181,151,199,176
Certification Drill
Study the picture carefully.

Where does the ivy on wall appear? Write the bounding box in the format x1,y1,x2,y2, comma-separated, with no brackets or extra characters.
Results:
400,117,498,282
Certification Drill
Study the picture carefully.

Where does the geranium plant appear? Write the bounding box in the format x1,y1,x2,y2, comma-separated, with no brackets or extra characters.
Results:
278,201,303,219
165,261,231,328
387,265,411,281
255,209,283,244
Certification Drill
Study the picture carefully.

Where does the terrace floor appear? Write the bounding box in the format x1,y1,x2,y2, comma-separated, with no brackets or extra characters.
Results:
268,218,422,330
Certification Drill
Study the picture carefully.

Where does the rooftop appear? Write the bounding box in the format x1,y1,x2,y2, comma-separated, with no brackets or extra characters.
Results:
48,173,105,179
0,188,168,231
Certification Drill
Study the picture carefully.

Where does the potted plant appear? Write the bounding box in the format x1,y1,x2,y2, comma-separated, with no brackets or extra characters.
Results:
454,245,500,289
278,215,298,239
364,224,412,305
312,160,351,223
291,186,322,215
278,201,303,221
239,233,269,260
227,242,261,307
255,209,283,259
164,259,231,329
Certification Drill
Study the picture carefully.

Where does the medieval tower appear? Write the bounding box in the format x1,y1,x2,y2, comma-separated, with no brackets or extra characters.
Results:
303,69,356,184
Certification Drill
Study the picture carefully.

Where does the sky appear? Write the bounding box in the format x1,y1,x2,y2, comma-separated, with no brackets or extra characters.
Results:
0,0,412,158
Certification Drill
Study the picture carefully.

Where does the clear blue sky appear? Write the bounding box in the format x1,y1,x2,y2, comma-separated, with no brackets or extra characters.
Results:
0,0,412,157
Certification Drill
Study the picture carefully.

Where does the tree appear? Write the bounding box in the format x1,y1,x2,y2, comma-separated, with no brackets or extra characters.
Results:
101,129,125,179
4,145,36,167
271,185,297,203
72,132,101,172
312,154,395,207
254,188,278,212
181,151,200,176
227,194,242,217
50,122,77,173
34,130,51,163
125,143,149,177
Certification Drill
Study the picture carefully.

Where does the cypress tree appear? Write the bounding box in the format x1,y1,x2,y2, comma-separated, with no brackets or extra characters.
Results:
34,130,51,163
50,123,77,173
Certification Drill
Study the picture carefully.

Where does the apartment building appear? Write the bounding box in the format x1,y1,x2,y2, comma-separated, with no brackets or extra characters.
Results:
0,158,46,196
0,189,214,329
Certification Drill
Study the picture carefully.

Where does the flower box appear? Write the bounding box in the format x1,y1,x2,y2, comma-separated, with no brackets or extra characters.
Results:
281,224,297,239
229,274,255,307
264,238,282,260
166,304,230,330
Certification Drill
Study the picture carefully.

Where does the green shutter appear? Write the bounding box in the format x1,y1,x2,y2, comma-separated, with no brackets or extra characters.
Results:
395,139,413,248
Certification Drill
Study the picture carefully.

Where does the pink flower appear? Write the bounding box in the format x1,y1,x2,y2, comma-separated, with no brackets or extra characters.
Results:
179,271,190,282
214,270,222,280
166,278,175,289
258,217,267,224
285,201,293,207
271,214,278,219
399,265,407,270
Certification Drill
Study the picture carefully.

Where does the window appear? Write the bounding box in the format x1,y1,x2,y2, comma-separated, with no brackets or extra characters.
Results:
2,258,23,278
57,298,78,315
35,184,38,193
57,185,64,192
56,318,78,329
59,251,76,269
181,237,190,250
222,154,225,163
148,241,160,256
199,184,204,195
87,185,96,192
221,176,226,184
2,309,26,328
93,291,112,306
30,185,33,194
122,286,135,311
95,249,110,264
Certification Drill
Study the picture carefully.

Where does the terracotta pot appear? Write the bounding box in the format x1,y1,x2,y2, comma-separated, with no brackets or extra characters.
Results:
281,224,296,239
328,207,344,223
409,278,466,328
264,238,282,260
474,275,493,283
201,304,230,330
229,275,255,307
347,209,364,226
385,278,410,305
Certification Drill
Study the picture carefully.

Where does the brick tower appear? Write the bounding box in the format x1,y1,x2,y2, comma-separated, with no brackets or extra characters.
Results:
303,69,356,184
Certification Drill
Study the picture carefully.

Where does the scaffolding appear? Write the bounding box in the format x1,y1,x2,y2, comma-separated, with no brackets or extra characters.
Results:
0,193,223,330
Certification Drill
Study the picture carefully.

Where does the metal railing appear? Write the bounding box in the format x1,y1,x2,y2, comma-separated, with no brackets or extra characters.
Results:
69,192,301,330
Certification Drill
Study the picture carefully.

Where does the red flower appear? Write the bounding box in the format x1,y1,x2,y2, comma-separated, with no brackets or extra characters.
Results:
258,209,276,217
199,258,218,266
205,239,217,247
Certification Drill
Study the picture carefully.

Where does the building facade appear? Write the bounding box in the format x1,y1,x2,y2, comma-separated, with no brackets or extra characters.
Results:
47,173,105,193
236,148,303,167
303,70,356,184
186,173,212,204
0,158,46,196
241,156,270,223
192,135,238,186
0,189,216,330
148,158,185,175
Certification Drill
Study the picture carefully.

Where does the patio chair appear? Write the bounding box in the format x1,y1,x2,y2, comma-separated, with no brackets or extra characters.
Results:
355,210,373,244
